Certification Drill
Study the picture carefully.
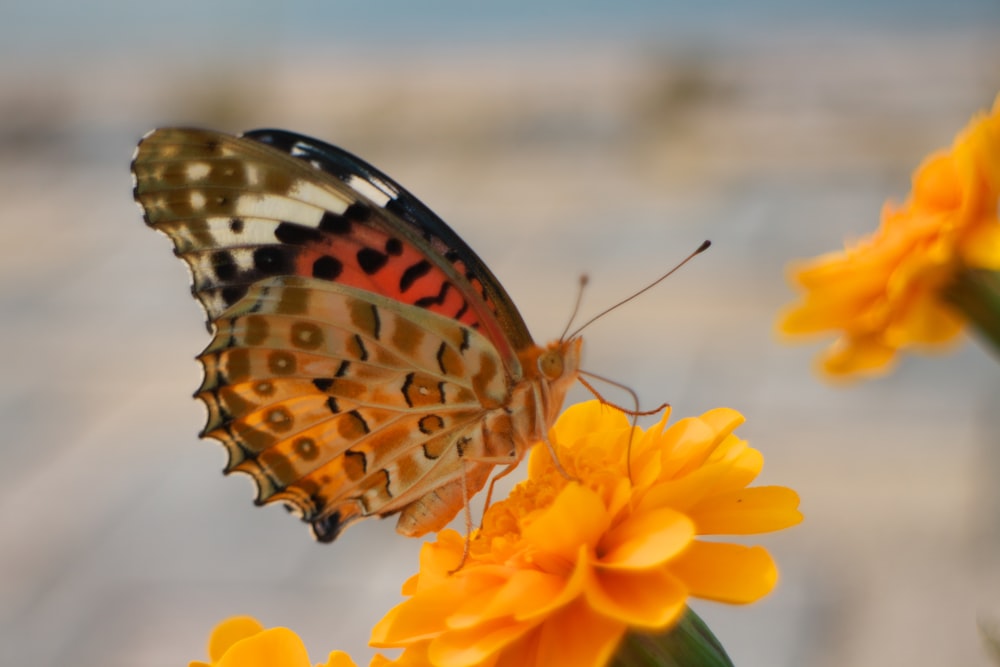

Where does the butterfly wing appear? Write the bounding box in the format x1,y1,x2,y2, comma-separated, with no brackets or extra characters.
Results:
132,128,532,371
132,128,539,539
199,275,511,540
244,128,534,361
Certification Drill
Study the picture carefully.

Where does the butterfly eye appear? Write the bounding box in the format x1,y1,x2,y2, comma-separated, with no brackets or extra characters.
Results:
537,350,565,380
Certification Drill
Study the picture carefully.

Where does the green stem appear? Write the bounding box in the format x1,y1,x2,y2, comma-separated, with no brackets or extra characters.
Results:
942,267,1000,358
608,607,734,667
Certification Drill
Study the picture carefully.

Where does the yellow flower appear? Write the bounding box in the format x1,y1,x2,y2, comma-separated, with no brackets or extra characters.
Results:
190,616,357,667
779,94,1000,379
370,400,802,667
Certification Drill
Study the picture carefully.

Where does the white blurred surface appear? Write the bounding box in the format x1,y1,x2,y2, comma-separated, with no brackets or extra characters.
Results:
2,7,1000,666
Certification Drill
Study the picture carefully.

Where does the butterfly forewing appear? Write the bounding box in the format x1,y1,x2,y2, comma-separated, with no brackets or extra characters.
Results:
132,128,529,369
244,129,534,356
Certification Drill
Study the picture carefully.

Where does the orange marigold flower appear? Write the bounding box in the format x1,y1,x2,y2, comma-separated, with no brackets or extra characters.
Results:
779,94,1000,379
370,400,802,667
190,616,357,667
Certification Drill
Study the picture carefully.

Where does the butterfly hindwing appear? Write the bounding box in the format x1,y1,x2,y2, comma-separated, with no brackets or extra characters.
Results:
198,276,514,540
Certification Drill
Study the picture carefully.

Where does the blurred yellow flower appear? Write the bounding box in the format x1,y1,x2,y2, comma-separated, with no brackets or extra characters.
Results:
370,400,801,667
779,95,1000,379
190,616,357,667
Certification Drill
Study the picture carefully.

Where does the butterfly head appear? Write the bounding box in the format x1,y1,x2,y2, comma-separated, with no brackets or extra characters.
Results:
537,337,582,383
520,337,583,427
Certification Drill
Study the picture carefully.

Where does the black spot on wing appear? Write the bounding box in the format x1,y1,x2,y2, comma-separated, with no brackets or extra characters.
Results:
318,211,352,235
384,197,408,219
253,246,292,274
435,342,449,375
275,221,324,245
353,334,369,361
345,202,371,222
312,255,343,280
344,449,367,475
401,373,415,408
211,251,237,282
357,247,388,275
370,304,381,339
347,409,371,434
221,285,247,309
418,414,444,435
385,238,403,256
399,260,431,293
414,281,451,308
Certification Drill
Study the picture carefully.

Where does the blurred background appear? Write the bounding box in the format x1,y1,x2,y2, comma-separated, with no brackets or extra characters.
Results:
3,1,1000,665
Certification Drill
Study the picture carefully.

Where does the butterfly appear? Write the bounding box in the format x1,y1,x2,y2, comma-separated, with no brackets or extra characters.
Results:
131,128,582,542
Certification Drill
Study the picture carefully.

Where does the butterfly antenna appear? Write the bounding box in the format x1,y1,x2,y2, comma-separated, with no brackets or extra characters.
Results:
559,274,590,342
566,240,711,340
578,370,669,483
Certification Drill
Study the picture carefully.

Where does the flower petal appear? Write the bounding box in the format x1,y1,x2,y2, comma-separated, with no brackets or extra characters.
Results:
449,569,567,627
430,618,535,667
669,541,778,604
587,565,688,629
698,408,745,441
638,448,762,515
215,627,312,667
690,486,803,534
521,483,610,561
404,531,467,595
819,334,897,378
371,568,511,646
207,616,266,663
657,418,718,477
552,401,631,443
532,598,628,667
912,153,961,211
370,645,434,667
321,651,359,667
599,507,694,570
962,223,1000,269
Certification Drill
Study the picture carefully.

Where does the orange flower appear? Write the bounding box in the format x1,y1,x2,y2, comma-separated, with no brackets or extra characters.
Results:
370,400,801,667
190,616,357,667
779,95,1000,379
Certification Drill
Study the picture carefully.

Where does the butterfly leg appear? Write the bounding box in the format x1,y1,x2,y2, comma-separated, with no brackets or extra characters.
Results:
480,461,521,528
449,460,475,574
530,384,579,483
449,457,523,574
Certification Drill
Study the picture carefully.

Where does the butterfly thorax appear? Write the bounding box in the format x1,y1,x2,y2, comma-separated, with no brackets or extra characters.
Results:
512,337,583,445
